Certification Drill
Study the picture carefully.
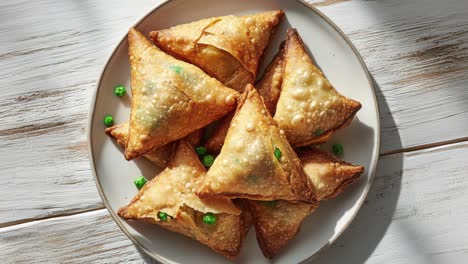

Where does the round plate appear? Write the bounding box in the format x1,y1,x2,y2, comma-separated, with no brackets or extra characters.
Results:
88,0,380,263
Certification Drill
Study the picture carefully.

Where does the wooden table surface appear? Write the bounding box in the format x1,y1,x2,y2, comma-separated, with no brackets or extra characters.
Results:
1,0,468,263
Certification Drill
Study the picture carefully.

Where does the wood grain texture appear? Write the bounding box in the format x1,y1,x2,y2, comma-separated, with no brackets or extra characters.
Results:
315,0,468,152
2,142,468,263
0,209,156,264
0,0,155,225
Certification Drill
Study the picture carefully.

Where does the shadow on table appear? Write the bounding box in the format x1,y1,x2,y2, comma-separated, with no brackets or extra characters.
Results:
306,76,403,264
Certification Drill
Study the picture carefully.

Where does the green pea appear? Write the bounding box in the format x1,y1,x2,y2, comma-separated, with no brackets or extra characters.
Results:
114,85,126,97
202,154,215,168
195,146,207,156
158,211,168,221
274,147,282,161
203,212,217,225
103,115,114,127
332,143,344,156
133,176,147,190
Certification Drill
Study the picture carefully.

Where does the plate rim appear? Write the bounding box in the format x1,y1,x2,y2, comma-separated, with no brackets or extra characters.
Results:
87,1,381,263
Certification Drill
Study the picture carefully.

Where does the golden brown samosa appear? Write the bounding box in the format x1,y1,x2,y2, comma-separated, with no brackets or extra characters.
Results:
125,28,239,160
198,85,314,202
106,122,202,167
204,44,286,153
118,141,251,259
274,29,362,147
246,200,316,259
300,148,364,200
248,148,364,258
149,10,284,92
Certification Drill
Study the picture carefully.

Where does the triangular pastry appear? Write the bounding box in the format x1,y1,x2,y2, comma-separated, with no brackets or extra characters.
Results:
125,28,239,160
274,29,361,146
198,85,314,202
204,44,286,153
246,200,316,259
106,122,202,167
248,148,364,258
149,10,284,92
118,141,250,258
300,148,364,200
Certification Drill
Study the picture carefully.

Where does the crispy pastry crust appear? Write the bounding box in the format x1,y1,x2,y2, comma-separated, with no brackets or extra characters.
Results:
150,10,284,92
246,200,317,259
274,29,362,147
256,41,286,116
198,85,315,203
125,28,239,160
299,148,364,200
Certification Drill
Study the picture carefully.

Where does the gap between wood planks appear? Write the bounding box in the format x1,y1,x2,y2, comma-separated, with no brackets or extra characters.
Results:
0,207,105,229
380,136,468,156
1,135,468,229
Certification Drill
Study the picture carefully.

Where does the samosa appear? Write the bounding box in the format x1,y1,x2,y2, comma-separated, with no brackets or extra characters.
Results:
246,200,316,259
248,148,364,258
125,28,239,160
274,29,362,146
150,10,284,92
300,148,364,200
198,85,314,202
118,141,251,259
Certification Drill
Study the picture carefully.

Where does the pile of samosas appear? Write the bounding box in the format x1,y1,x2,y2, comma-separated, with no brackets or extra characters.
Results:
106,10,364,259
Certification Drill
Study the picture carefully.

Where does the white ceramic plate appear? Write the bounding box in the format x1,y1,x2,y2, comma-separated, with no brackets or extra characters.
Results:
88,0,380,263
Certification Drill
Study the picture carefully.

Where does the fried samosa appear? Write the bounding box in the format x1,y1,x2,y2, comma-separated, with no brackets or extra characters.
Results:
106,122,202,167
246,200,316,259
118,141,250,258
248,148,364,258
274,29,362,147
149,10,284,92
204,43,286,153
198,85,314,202
125,28,239,160
300,148,364,200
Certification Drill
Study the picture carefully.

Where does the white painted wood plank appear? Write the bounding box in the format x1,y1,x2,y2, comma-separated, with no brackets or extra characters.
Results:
0,0,157,225
1,142,467,264
0,209,154,264
313,0,468,152
1,0,468,225
311,142,468,264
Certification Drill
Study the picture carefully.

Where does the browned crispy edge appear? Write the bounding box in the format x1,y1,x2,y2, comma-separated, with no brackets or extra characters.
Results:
285,29,362,147
253,10,285,79
300,148,365,200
